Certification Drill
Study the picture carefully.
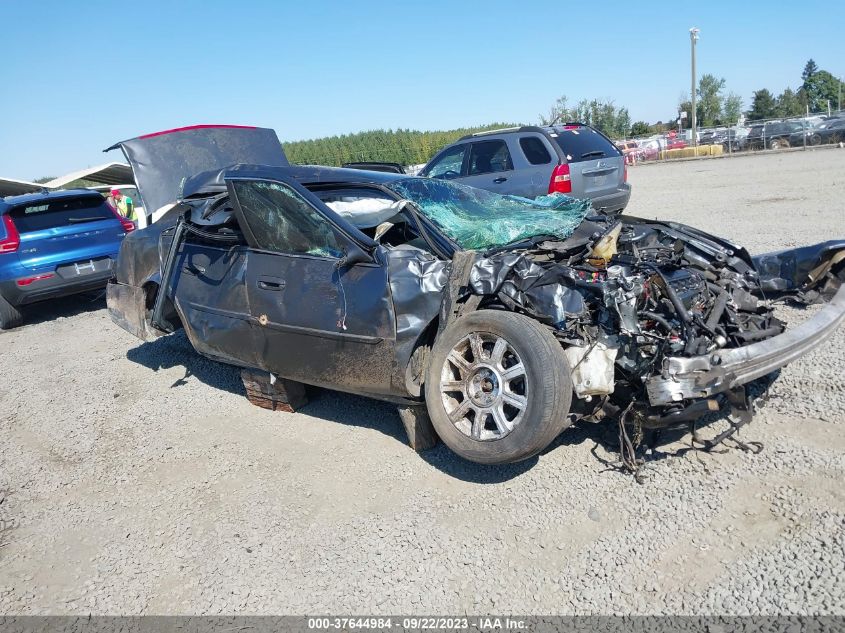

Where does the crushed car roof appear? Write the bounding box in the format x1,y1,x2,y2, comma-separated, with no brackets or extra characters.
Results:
182,164,406,199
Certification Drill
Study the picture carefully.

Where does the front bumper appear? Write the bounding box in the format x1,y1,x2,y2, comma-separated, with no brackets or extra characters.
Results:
646,283,845,405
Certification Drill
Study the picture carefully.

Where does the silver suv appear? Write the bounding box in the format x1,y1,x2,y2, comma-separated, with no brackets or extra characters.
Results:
420,124,631,212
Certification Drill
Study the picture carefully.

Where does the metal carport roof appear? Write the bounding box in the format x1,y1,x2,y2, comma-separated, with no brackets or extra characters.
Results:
43,162,134,189
0,177,45,198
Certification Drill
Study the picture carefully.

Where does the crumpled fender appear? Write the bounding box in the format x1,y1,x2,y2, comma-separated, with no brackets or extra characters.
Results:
753,240,845,298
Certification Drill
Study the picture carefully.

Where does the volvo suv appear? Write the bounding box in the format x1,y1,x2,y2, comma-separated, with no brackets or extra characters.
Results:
0,189,135,329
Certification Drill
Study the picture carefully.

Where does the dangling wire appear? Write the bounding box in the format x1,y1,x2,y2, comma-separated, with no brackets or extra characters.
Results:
617,401,646,483
334,263,348,331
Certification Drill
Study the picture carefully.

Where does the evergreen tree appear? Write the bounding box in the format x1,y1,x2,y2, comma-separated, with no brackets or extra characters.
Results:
802,59,818,82
802,71,843,113
282,123,523,167
747,89,778,121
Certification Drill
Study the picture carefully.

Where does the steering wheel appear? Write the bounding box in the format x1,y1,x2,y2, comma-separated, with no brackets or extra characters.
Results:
440,170,460,179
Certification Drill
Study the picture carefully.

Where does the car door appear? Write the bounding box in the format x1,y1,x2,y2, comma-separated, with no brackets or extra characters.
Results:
459,139,522,195
516,134,556,198
421,144,468,181
227,177,398,396
170,240,264,367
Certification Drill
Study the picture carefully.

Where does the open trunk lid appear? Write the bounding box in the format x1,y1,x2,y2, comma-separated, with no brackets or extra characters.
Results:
105,125,289,222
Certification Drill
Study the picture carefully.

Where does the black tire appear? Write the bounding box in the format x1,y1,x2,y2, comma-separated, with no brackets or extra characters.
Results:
809,133,821,146
0,294,23,330
770,138,788,150
424,310,573,464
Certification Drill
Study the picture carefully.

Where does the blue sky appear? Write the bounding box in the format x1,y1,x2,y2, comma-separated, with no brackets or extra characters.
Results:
2,0,843,180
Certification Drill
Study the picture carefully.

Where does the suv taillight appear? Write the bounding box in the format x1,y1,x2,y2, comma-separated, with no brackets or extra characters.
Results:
0,215,21,253
549,164,572,194
109,204,136,233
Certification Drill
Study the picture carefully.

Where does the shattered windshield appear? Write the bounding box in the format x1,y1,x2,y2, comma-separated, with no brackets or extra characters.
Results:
386,178,591,250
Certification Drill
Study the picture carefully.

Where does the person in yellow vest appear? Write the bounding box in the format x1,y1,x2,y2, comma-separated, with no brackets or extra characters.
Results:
108,189,135,221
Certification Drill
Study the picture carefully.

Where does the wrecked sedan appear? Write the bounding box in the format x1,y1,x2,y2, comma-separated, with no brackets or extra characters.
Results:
106,125,845,465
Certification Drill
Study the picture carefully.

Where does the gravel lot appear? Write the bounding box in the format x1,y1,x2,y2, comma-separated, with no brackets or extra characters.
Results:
1,149,844,615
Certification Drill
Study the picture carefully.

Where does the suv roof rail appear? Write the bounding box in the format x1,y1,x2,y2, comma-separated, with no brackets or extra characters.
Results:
458,125,550,141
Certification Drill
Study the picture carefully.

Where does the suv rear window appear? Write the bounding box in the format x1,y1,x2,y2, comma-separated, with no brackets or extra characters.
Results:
10,195,112,232
551,128,621,163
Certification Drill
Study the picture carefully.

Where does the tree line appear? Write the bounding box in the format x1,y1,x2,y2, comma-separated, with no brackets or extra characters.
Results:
283,123,521,167
746,59,843,121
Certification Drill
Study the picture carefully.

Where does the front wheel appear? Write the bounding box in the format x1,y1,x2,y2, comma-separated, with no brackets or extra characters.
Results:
425,310,573,464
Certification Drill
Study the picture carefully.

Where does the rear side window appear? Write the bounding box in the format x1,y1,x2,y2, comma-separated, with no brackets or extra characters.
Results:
519,136,552,165
551,128,622,163
10,195,112,232
424,144,467,179
467,140,513,175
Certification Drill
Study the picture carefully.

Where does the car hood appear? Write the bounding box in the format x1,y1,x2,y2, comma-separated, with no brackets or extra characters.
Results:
105,125,289,218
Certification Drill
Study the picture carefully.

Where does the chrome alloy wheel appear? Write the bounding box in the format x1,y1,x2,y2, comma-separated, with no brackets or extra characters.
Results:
439,332,528,441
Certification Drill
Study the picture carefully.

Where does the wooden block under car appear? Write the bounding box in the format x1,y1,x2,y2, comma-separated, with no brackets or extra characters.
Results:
397,405,439,452
241,369,308,412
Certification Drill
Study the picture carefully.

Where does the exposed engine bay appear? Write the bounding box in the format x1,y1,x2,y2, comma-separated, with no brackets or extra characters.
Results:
462,211,842,460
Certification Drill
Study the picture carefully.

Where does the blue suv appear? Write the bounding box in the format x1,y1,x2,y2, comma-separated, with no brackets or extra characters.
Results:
0,189,135,329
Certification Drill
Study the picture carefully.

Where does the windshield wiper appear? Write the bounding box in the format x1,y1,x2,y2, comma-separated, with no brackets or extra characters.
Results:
67,216,110,223
580,150,606,159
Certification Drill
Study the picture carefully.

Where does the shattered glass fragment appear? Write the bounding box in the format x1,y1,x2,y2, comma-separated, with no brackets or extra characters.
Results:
387,179,591,250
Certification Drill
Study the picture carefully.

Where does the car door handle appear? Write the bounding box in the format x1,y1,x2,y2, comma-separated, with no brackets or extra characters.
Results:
493,177,507,183
257,276,285,291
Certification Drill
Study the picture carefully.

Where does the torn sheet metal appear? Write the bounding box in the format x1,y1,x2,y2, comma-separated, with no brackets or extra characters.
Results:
753,240,845,297
386,247,449,395
468,253,587,327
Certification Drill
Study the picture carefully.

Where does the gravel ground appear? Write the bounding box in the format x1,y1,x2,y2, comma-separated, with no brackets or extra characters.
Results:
1,149,844,615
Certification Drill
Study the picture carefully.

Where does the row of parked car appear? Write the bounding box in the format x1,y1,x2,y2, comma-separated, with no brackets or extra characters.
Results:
743,116,845,150
616,114,845,162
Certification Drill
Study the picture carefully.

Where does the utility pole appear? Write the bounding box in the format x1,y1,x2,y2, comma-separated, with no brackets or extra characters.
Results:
690,28,700,148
